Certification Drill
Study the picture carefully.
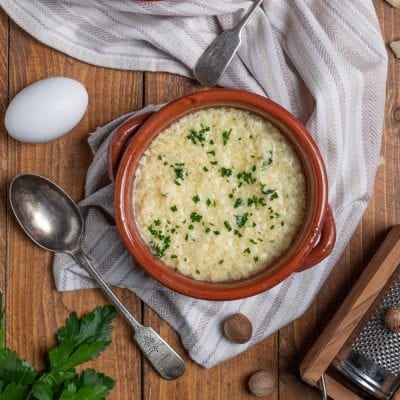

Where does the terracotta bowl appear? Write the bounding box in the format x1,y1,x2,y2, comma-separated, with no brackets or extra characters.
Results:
109,89,336,301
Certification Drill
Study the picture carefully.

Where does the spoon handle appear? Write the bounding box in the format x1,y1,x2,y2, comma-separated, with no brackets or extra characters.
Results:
193,0,263,87
71,248,185,380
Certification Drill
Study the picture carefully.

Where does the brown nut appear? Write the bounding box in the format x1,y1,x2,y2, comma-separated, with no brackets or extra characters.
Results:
248,371,277,397
385,307,400,333
223,313,252,344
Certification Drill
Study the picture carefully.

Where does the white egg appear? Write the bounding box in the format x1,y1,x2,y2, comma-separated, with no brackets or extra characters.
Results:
5,77,88,143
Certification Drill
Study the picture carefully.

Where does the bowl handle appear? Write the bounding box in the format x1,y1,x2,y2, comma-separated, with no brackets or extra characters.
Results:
296,205,336,272
107,111,155,181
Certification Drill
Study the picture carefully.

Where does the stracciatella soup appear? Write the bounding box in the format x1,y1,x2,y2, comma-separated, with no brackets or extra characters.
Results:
133,107,307,282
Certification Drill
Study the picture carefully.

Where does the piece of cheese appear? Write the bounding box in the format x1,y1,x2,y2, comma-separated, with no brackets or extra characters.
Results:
390,41,400,58
385,0,400,8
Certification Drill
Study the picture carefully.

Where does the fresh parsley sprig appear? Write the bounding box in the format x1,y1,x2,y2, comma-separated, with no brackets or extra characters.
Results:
0,305,116,400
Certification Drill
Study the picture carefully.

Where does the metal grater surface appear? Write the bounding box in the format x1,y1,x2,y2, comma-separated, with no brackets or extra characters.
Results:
352,278,400,375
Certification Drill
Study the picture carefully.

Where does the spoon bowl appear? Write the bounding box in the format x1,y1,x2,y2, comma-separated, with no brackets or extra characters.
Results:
10,174,82,252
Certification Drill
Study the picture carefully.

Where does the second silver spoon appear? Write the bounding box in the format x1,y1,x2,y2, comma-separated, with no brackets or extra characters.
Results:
194,0,263,87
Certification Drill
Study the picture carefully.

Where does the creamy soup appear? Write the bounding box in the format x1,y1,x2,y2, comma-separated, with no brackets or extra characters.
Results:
133,107,307,282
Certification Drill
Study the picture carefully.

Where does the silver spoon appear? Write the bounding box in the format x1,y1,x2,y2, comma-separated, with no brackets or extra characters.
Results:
9,173,185,380
194,0,263,87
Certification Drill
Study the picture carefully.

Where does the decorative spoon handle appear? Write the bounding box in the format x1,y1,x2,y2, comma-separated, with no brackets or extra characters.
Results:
194,0,263,87
71,248,186,380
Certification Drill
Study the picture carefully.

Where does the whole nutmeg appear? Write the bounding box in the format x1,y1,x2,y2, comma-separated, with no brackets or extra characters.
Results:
385,307,400,333
223,313,253,344
248,371,277,397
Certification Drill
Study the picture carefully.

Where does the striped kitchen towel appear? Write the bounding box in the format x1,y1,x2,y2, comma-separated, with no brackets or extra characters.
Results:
0,0,388,367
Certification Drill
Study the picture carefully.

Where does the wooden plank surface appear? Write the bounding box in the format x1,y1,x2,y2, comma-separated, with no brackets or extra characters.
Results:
0,1,398,399
0,7,7,305
6,21,144,399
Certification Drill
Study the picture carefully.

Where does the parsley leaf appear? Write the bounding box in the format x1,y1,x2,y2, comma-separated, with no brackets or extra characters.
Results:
192,195,200,204
222,128,232,145
234,198,243,208
219,167,232,177
0,306,116,400
187,124,210,145
0,349,36,399
237,170,256,185
49,306,115,372
235,213,249,228
224,221,232,231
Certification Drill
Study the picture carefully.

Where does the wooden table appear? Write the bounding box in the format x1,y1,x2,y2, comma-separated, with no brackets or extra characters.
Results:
0,2,398,399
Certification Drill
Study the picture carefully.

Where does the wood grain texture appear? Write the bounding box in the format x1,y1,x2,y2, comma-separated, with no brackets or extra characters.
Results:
6,20,144,400
0,0,398,399
0,7,8,304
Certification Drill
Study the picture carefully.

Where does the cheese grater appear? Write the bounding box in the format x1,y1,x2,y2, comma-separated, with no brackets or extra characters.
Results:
333,276,400,399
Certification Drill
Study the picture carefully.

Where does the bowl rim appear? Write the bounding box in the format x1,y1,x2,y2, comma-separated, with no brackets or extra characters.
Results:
114,88,329,300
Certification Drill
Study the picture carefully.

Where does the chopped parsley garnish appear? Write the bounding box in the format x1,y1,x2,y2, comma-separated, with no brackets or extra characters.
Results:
210,140,214,145
252,222,257,227
250,239,257,244
219,260,224,265
171,254,178,259
205,198,216,207
158,155,162,160
243,248,251,254
247,196,266,207
187,124,210,145
170,205,178,212
190,212,202,222
173,167,184,179
203,166,209,172
252,165,257,172
281,221,285,226
210,161,218,165
207,150,216,156
235,213,249,228
185,233,189,241
224,221,232,231
270,225,275,230
205,227,211,233
192,194,200,203
253,256,259,262
151,239,171,258
261,184,279,200
213,230,220,235
261,150,274,169
219,167,232,177
148,220,171,258
234,198,243,208
196,269,200,274
222,128,232,145
234,229,243,238
237,170,256,184
188,224,194,230
174,180,181,186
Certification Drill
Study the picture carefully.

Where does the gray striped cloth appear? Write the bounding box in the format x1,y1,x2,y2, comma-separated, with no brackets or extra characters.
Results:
0,0,388,368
